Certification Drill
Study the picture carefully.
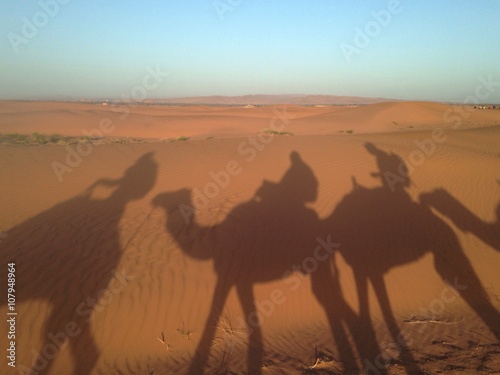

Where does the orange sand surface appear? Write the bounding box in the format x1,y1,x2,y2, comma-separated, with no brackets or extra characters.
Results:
0,101,499,374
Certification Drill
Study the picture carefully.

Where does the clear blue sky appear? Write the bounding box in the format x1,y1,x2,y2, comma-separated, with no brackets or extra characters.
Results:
1,0,499,102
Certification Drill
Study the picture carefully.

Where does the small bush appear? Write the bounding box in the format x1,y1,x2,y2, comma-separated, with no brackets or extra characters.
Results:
30,132,48,144
6,133,29,143
260,129,294,136
80,135,93,142
49,134,64,143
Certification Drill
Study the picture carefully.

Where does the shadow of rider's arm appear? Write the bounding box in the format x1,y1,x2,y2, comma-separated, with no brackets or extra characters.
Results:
420,189,500,252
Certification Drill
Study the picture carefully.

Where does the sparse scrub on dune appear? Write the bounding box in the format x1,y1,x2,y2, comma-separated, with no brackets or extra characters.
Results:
49,133,66,143
212,311,246,348
346,130,353,134
156,332,171,352
2,133,28,143
210,311,246,375
1,132,70,145
162,135,190,142
260,128,294,136
80,135,94,142
29,132,49,144
304,346,341,374
177,322,192,340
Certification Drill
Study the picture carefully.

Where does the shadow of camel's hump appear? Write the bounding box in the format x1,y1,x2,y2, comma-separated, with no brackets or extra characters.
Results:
328,185,448,273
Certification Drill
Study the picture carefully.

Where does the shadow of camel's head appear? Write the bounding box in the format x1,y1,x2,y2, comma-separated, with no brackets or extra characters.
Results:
117,152,158,199
152,188,192,212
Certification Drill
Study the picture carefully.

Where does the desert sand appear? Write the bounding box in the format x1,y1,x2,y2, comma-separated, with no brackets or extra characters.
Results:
0,100,499,374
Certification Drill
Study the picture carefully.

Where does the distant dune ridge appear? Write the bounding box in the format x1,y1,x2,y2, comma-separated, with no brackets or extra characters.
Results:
151,94,403,105
0,100,499,374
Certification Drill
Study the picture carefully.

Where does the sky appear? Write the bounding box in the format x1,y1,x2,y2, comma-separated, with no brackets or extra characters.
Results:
1,0,499,102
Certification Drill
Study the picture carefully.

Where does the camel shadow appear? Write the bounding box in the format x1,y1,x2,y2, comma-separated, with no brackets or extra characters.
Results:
153,151,327,374
321,142,500,373
0,153,158,374
153,146,499,374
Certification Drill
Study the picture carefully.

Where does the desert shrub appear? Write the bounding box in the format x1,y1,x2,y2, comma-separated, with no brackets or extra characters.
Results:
260,129,294,136
30,132,48,144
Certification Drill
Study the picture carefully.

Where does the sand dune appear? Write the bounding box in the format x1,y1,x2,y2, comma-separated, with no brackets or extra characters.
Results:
0,101,499,374
2,101,499,141
295,101,500,133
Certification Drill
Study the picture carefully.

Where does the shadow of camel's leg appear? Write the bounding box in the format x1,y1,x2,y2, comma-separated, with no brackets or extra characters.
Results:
355,272,369,316
353,272,383,372
187,279,231,375
237,282,263,375
370,274,420,373
29,309,68,375
311,262,360,372
30,306,99,375
433,240,500,340
69,318,100,375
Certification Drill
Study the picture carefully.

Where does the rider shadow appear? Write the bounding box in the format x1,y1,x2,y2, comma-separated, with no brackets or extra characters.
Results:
153,151,329,374
153,146,499,374
0,153,158,375
153,150,393,374
320,142,500,373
